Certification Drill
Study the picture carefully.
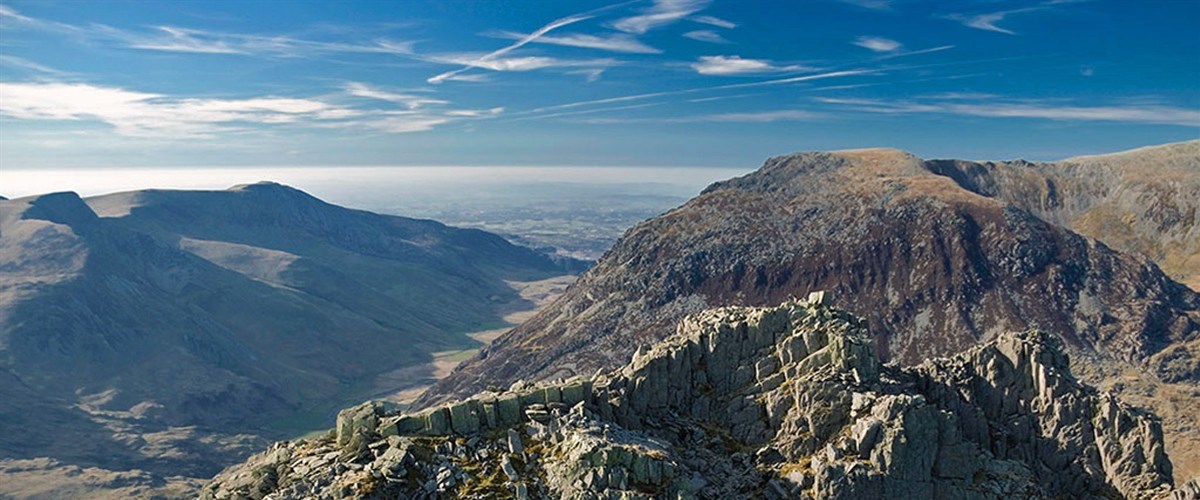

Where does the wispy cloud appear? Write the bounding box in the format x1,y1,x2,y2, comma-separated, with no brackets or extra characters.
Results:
489,30,660,54
677,109,821,122
691,55,808,75
0,4,33,22
501,102,664,123
854,36,901,52
0,4,416,58
948,8,1040,35
818,96,1200,126
343,82,448,109
575,109,821,125
568,68,607,83
120,26,416,57
686,93,759,103
0,81,500,138
521,69,874,115
123,26,245,54
0,82,340,137
683,30,729,44
837,0,893,10
612,0,709,34
426,53,617,77
871,44,955,60
0,55,66,75
438,73,492,83
689,15,736,29
427,9,597,83
945,0,1086,36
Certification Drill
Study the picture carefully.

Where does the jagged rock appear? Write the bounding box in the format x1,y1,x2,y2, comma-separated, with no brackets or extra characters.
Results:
204,299,1182,499
507,428,524,455
1173,478,1200,500
335,401,385,446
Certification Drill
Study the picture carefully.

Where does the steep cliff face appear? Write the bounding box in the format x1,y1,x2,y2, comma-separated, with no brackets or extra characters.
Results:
418,144,1200,480
205,298,1179,499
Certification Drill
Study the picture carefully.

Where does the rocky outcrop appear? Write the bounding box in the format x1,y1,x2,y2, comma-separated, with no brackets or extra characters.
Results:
204,297,1179,499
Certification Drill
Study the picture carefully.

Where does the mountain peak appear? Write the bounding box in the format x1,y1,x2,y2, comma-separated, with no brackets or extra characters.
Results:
18,191,99,227
705,147,929,197
829,146,919,163
225,181,328,211
229,180,310,196
1062,139,1200,164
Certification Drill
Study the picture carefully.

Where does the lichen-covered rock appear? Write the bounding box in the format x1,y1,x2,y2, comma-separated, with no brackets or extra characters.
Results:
203,298,1182,499
336,401,386,446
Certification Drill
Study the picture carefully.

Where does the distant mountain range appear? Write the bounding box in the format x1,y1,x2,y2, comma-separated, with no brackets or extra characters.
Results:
421,141,1200,483
0,182,583,498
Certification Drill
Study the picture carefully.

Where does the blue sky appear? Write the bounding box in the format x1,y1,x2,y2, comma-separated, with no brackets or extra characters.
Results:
0,0,1197,169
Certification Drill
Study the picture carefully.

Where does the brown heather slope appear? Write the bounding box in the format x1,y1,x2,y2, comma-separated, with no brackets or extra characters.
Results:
419,143,1200,481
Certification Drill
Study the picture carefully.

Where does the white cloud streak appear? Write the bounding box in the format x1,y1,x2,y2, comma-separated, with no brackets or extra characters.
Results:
854,36,901,52
490,30,660,54
0,81,502,138
502,102,664,123
125,26,245,54
0,82,340,137
0,4,33,22
946,2,1076,36
689,15,736,29
568,68,607,82
838,0,892,10
0,5,417,58
960,9,1033,34
871,44,955,60
343,82,449,109
574,109,821,125
612,0,709,34
425,53,617,75
675,109,820,122
818,96,1200,126
0,54,66,74
683,30,729,44
520,68,874,115
427,11,595,84
691,55,808,75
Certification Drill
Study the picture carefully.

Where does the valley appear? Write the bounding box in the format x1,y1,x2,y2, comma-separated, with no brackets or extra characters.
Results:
0,184,583,499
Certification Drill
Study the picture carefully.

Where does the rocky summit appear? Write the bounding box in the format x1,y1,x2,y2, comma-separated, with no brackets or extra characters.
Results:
203,296,1182,499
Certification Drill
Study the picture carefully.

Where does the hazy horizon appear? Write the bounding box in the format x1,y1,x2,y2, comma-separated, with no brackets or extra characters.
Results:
0,165,750,201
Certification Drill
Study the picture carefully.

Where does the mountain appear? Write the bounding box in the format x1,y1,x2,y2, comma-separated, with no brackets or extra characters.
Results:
926,140,1200,290
0,183,582,498
419,142,1200,481
204,298,1180,499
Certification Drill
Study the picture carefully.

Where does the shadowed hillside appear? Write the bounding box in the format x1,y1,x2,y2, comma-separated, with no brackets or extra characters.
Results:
0,183,583,498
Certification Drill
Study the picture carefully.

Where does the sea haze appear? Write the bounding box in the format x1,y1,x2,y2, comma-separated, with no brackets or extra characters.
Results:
1,166,750,259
